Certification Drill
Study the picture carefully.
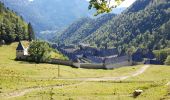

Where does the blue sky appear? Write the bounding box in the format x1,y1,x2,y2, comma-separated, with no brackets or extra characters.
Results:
28,0,136,8
28,0,34,2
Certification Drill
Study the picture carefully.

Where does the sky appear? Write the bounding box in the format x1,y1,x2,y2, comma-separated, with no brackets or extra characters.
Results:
28,0,136,8
109,0,136,8
28,0,136,7
118,0,136,7
28,0,34,2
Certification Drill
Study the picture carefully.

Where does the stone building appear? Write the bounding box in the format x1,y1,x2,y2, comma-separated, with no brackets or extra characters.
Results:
16,41,29,60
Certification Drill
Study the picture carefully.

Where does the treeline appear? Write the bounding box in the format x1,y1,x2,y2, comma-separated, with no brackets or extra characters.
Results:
55,0,170,54
0,2,34,44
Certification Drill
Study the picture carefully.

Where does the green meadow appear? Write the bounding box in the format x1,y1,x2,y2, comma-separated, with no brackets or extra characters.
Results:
0,42,170,100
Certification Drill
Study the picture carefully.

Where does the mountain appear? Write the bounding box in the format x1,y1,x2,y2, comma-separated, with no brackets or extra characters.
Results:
55,0,170,53
0,2,29,43
54,14,115,44
0,0,90,32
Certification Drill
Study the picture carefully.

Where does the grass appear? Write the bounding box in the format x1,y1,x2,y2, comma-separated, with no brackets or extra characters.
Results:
0,42,170,100
13,65,170,100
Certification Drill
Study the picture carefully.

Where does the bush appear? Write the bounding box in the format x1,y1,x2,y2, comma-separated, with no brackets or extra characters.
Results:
154,48,170,64
28,40,52,63
165,55,170,65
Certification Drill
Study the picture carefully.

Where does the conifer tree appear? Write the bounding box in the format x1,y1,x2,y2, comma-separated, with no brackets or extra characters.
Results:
28,23,35,41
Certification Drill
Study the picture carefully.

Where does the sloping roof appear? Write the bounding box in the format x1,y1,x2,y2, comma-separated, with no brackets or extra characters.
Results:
97,48,118,57
105,55,130,64
16,41,25,50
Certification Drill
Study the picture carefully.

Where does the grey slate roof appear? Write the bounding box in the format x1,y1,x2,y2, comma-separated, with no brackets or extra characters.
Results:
16,41,24,50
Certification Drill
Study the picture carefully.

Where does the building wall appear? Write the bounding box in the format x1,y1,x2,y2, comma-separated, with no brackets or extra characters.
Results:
80,63,104,69
73,63,81,68
16,49,29,60
24,49,28,55
105,61,132,69
16,50,25,59
73,63,104,69
132,61,145,65
50,59,73,66
51,58,132,69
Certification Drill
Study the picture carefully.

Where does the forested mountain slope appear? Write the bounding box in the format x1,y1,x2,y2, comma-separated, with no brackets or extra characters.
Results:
56,0,170,53
0,2,29,43
55,14,115,44
0,0,90,32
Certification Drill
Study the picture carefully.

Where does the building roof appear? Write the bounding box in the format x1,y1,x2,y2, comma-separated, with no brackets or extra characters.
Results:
97,48,118,57
105,55,130,64
16,41,25,50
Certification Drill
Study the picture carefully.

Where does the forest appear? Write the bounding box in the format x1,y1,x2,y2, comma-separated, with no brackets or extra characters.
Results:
55,0,170,54
0,2,31,44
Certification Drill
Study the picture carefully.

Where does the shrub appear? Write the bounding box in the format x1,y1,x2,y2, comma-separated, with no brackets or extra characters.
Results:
28,40,52,63
165,55,170,65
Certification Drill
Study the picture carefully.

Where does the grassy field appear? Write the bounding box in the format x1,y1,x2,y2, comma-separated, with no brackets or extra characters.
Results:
0,42,170,100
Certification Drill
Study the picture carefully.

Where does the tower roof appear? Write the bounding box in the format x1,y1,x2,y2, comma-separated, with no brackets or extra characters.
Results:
16,41,25,50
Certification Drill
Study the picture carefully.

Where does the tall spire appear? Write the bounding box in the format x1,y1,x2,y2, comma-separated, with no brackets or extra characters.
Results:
16,41,25,50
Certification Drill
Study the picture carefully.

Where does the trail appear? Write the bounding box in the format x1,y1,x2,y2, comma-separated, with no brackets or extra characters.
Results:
1,81,87,99
58,65,150,81
0,65,150,99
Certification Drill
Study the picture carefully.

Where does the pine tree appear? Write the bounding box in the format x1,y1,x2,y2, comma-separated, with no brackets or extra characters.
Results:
28,23,35,41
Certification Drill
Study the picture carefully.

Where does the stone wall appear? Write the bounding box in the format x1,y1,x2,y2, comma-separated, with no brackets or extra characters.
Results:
50,59,73,66
73,63,104,69
50,58,132,69
132,61,145,65
105,61,132,69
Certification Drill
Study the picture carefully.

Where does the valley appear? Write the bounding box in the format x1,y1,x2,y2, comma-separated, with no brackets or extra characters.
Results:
0,42,170,100
0,0,170,100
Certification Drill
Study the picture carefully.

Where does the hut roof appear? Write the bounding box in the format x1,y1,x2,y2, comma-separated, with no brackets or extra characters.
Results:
16,41,25,50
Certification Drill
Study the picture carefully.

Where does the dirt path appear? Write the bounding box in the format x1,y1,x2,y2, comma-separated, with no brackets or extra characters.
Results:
58,65,150,81
1,81,87,99
0,65,150,99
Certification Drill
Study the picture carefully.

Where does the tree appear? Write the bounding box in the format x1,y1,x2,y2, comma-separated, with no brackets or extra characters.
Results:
28,40,51,63
89,0,124,16
0,2,28,43
28,23,35,41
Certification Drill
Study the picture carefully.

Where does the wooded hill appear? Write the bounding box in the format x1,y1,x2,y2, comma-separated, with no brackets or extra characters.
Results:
54,0,170,53
0,2,29,44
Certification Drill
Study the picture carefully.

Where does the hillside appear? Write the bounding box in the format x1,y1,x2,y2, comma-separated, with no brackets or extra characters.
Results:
0,0,91,33
0,2,29,43
54,14,115,44
0,43,170,100
55,0,170,52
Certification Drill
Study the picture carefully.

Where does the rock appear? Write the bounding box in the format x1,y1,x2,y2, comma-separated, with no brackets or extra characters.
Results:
0,40,5,45
133,90,143,98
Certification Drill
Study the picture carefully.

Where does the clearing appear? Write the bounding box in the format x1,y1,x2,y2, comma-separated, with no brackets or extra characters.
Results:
0,42,170,100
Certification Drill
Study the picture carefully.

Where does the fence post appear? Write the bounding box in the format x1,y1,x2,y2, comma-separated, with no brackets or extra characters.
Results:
58,64,60,78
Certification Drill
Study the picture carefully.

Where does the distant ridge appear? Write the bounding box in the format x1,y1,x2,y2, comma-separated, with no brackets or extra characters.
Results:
54,0,170,53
